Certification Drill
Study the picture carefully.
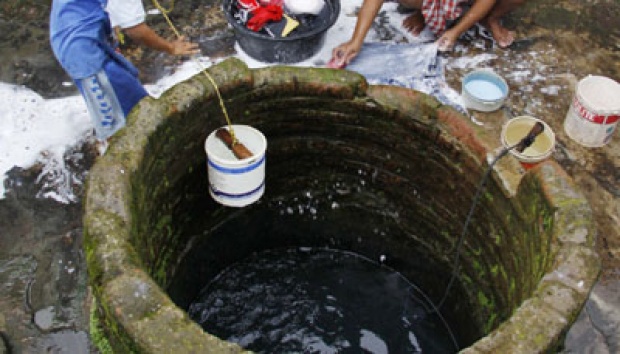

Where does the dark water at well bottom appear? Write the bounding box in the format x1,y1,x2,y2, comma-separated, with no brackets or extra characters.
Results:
188,248,458,353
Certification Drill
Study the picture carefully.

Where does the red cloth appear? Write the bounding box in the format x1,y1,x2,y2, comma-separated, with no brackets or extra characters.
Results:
259,0,283,6
422,0,468,35
238,0,259,11
246,4,283,31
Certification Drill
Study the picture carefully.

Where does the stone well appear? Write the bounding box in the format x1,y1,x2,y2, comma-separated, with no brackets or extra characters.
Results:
83,58,600,353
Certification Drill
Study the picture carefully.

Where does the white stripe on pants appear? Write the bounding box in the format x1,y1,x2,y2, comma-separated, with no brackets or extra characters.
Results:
79,69,125,140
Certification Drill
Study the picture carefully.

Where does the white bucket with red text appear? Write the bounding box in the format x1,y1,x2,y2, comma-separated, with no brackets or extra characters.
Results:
564,75,620,147
205,125,266,207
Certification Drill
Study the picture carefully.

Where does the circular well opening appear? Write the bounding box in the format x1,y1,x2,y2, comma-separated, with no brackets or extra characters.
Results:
84,59,600,353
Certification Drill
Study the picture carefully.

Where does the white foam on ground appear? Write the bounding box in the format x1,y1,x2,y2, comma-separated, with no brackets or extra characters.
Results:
0,83,93,202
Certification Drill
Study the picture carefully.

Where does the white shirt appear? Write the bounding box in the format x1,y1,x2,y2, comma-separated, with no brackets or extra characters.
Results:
106,0,146,29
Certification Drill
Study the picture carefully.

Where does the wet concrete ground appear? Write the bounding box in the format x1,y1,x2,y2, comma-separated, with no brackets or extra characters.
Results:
1,0,619,352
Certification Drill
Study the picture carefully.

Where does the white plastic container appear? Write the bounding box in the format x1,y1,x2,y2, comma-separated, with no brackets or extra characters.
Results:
205,125,267,207
564,75,620,147
461,70,509,112
501,116,555,169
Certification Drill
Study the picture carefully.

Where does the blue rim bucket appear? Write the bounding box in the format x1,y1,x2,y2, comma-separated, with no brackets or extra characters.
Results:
205,125,267,207
461,70,509,112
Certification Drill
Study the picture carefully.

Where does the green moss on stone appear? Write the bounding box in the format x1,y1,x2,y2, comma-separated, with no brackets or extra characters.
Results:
90,298,115,354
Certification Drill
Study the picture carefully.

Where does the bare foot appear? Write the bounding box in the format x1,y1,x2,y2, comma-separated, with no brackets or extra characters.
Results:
486,19,515,48
95,138,109,156
402,11,425,36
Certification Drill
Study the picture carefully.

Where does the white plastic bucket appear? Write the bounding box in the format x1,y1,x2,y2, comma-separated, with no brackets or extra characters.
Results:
501,116,555,170
564,75,620,147
461,70,509,112
205,125,267,207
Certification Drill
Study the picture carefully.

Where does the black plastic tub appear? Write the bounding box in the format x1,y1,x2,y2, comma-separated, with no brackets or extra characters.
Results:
223,0,340,63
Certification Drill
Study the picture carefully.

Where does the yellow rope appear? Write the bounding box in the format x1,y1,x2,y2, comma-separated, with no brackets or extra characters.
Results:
151,0,238,143
154,0,175,14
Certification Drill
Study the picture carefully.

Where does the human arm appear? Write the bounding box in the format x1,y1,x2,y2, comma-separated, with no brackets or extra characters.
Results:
106,0,199,56
123,23,200,56
436,0,496,51
331,0,385,66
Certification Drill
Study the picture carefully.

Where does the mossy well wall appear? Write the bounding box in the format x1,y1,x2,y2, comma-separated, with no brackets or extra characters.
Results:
83,58,600,353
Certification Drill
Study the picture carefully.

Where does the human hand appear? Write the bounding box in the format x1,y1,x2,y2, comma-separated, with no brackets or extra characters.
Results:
436,30,458,52
329,41,361,68
169,36,200,56
402,11,425,36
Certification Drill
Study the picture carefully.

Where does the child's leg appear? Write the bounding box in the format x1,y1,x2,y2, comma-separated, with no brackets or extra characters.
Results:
102,59,149,117
484,0,525,48
399,0,423,9
399,0,425,36
76,60,148,141
77,70,126,141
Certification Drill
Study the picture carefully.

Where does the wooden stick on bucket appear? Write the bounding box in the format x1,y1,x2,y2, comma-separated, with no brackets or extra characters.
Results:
215,128,254,160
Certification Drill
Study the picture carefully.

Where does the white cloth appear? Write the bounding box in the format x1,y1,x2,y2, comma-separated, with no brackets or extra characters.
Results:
106,0,146,29
347,42,466,113
284,0,325,15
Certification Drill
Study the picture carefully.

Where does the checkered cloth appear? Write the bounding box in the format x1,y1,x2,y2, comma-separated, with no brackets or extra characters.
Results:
422,0,469,35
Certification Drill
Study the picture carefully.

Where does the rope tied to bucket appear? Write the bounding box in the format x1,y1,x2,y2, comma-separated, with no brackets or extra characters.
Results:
153,0,175,14
151,0,244,149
